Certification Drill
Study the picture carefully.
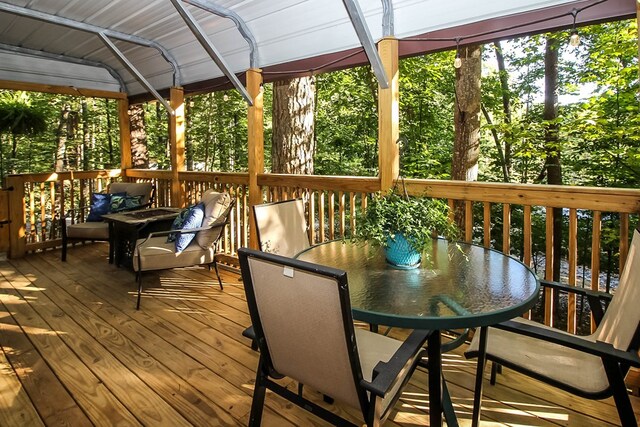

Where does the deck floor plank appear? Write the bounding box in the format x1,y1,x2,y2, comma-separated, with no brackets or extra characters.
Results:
0,243,638,426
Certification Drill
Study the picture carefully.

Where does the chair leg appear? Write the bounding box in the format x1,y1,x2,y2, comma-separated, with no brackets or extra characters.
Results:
603,361,638,427
136,271,143,310
249,357,268,427
212,258,224,290
490,362,498,385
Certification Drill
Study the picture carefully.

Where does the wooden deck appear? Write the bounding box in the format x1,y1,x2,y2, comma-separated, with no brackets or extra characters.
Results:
1,243,638,426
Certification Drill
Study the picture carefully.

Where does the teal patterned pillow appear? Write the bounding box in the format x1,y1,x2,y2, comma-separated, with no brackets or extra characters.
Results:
110,194,143,212
167,206,194,243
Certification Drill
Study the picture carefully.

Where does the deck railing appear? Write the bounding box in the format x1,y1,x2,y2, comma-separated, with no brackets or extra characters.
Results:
6,169,640,333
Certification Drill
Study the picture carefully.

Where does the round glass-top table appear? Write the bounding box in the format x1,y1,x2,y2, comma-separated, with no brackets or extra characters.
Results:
296,239,540,426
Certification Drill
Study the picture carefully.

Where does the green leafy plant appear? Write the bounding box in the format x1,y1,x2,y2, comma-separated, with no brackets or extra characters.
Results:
354,189,460,253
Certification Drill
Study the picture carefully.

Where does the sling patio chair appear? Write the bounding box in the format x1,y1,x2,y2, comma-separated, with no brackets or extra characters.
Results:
242,198,310,348
61,181,154,262
133,190,233,309
238,247,431,426
466,226,640,426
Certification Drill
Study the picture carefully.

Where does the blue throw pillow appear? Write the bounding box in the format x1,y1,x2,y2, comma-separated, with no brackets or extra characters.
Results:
110,194,143,213
175,203,205,253
86,193,113,222
167,206,193,243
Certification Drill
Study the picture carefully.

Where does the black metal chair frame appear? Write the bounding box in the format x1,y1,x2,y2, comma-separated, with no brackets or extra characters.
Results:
134,201,233,310
467,279,640,427
239,247,430,427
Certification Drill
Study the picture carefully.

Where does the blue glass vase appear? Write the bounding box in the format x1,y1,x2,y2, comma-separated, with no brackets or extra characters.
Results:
384,232,421,269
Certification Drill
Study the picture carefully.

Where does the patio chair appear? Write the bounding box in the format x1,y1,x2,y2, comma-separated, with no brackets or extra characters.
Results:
61,181,154,262
242,198,310,347
132,190,233,310
466,227,640,426
238,247,430,426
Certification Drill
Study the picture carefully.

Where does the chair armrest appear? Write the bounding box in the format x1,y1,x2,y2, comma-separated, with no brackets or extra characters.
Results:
539,280,612,325
494,320,640,367
361,329,431,397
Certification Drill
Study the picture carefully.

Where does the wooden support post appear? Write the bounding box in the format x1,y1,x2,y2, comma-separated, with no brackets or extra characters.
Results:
169,87,186,208
6,175,26,258
377,37,399,193
118,98,132,172
247,69,264,250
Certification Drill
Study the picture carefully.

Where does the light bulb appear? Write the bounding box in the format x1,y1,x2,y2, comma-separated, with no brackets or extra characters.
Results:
454,54,462,69
569,31,580,47
223,94,229,101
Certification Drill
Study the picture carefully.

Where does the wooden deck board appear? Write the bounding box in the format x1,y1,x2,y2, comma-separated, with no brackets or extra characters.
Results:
0,242,638,426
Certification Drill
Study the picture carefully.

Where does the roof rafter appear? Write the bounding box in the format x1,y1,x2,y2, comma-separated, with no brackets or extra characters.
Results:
0,1,180,85
170,0,253,105
341,0,389,89
98,33,174,114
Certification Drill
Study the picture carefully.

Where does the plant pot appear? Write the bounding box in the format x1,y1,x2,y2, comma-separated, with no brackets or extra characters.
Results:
384,233,421,269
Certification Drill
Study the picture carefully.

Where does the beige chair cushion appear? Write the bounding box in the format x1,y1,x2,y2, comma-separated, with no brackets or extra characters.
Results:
109,182,153,205
133,236,215,272
197,190,232,249
254,199,310,257
468,317,608,394
66,222,109,240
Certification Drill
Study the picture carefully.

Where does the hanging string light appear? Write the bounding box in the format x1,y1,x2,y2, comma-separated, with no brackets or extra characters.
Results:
223,93,229,101
453,38,462,69
569,8,580,47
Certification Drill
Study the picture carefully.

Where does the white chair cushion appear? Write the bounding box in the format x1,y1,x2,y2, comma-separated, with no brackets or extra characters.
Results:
66,222,109,240
133,236,215,272
468,317,609,394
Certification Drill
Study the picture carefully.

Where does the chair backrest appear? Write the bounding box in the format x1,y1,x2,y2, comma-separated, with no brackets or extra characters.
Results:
109,182,154,206
594,228,640,351
196,190,233,249
239,248,367,413
253,199,310,257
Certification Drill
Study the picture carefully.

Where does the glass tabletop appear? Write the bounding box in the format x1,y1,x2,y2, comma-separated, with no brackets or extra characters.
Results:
296,239,540,330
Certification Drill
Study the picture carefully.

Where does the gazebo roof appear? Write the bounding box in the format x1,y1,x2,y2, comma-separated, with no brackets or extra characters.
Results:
0,0,634,102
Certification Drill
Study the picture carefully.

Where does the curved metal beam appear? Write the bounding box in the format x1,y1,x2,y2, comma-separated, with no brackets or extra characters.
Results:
170,0,253,105
342,0,389,88
183,0,258,68
99,33,174,114
0,42,126,91
381,0,394,37
0,2,180,86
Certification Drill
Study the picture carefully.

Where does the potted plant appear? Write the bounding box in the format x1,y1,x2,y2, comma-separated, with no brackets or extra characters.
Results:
354,188,460,269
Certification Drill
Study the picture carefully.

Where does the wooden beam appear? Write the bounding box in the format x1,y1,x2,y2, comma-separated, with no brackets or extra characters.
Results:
118,99,132,171
0,79,126,100
377,37,399,193
169,87,186,208
5,175,26,259
247,69,264,250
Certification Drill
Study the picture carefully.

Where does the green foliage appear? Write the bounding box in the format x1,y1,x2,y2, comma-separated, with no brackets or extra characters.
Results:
0,101,47,136
354,189,460,253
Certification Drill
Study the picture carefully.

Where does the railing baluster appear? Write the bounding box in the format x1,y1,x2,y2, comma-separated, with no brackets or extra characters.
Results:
350,192,356,238
545,206,554,327
590,210,602,333
319,192,326,243
464,200,473,243
503,203,510,254
329,192,335,240
308,191,316,244
483,202,491,248
568,208,578,334
620,212,629,273
338,192,345,238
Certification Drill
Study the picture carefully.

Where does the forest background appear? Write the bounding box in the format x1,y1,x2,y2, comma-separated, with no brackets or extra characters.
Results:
1,19,638,286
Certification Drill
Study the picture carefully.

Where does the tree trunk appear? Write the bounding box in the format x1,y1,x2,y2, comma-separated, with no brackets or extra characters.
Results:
272,76,316,174
494,41,513,180
82,100,90,170
129,104,149,169
544,34,563,282
186,101,193,171
105,99,114,167
452,44,482,232
55,104,70,172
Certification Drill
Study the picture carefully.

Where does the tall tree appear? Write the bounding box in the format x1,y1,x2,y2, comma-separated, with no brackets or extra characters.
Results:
542,34,563,281
272,76,316,174
129,104,149,168
452,44,482,231
55,104,70,172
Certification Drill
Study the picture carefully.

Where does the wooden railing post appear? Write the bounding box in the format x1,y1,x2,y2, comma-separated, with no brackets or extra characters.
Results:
247,68,264,250
378,37,399,193
6,175,26,258
118,98,132,171
170,87,186,208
